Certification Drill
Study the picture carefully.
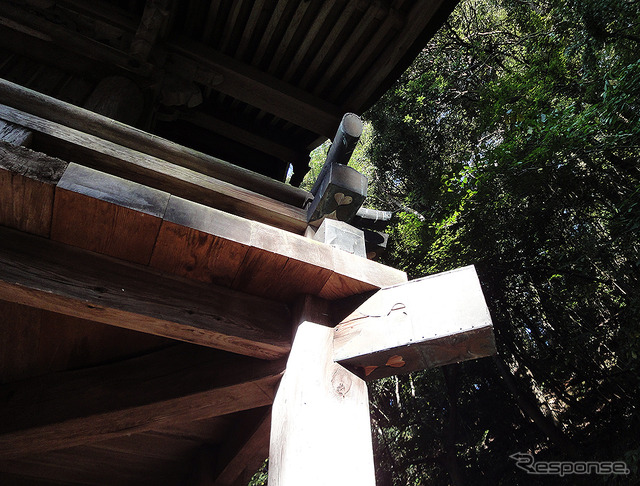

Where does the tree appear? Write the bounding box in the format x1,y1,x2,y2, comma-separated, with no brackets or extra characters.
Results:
365,0,640,484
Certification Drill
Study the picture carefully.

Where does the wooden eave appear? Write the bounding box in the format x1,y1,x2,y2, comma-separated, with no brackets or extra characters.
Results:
0,0,457,183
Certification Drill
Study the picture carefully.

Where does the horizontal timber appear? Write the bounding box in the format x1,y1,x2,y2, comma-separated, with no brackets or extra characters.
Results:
0,345,286,457
0,103,308,233
0,226,292,359
0,79,311,208
333,266,497,380
166,39,342,139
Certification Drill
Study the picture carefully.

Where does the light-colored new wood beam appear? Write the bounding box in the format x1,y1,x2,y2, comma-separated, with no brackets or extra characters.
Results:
333,266,497,381
0,345,286,458
0,225,292,359
269,296,376,486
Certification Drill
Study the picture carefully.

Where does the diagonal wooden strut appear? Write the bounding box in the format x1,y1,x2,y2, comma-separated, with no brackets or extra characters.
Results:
0,346,285,458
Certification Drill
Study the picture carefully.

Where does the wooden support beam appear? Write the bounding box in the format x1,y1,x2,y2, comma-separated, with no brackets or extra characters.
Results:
0,119,32,147
149,196,407,301
83,76,144,126
333,266,497,381
179,111,300,163
51,163,170,265
130,0,171,63
307,163,367,227
269,296,376,486
0,226,292,359
0,103,308,233
165,39,342,138
0,345,286,458
0,142,67,237
0,79,311,208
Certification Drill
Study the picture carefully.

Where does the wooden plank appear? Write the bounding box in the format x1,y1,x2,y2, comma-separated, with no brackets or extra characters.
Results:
0,226,291,359
0,79,311,208
150,196,252,287
0,345,286,458
333,266,497,381
166,39,342,138
0,142,67,237
150,196,406,302
51,163,169,265
0,118,32,146
269,297,376,486
0,103,308,233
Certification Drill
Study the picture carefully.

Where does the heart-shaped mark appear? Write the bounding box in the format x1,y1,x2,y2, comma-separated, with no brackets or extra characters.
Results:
334,192,353,206
386,355,406,368
364,365,379,376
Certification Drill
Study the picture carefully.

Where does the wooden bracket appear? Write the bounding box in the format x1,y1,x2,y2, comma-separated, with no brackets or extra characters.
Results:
333,266,497,381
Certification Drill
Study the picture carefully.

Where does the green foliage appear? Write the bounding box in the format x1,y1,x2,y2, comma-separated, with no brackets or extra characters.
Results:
365,0,640,484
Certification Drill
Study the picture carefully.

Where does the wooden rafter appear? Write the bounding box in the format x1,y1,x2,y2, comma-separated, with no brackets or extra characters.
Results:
0,345,286,458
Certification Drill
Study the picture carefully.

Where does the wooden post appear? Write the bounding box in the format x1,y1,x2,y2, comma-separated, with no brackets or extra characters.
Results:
269,296,376,486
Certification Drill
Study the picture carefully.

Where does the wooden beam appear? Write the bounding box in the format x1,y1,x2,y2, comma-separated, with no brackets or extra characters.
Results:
0,226,291,359
0,79,311,208
333,266,497,381
0,345,286,458
51,163,170,265
130,0,171,63
0,142,67,237
268,296,376,486
0,119,32,147
165,39,342,138
148,196,407,301
0,103,308,233
179,110,300,163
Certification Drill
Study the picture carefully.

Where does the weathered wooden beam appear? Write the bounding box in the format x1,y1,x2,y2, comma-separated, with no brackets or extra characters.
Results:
0,142,67,237
165,39,342,138
51,163,170,265
179,110,300,163
0,345,286,458
0,79,311,208
333,266,497,381
130,0,171,63
269,296,376,486
0,103,308,233
0,119,32,147
0,226,292,359
149,196,407,301
0,0,152,75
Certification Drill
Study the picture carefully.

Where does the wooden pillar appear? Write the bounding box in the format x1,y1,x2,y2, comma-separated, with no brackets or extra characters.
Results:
269,296,376,486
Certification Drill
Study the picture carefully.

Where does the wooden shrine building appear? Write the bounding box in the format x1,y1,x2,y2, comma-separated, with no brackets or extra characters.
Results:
0,1,496,485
